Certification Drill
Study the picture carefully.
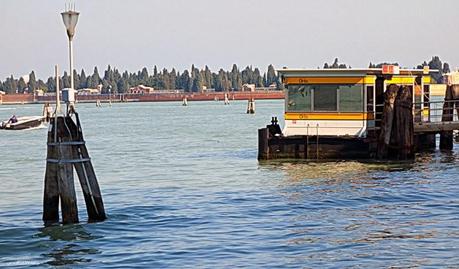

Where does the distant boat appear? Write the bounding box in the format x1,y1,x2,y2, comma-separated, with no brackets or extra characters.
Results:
1,103,51,130
0,116,46,130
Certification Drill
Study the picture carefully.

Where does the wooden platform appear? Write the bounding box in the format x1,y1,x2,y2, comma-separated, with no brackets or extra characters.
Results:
414,121,459,133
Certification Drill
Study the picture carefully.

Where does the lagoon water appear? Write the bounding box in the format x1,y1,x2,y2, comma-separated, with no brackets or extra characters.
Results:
0,100,458,268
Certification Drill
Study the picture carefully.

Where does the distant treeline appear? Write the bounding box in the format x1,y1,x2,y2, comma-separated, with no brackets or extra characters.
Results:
0,56,452,94
0,64,279,95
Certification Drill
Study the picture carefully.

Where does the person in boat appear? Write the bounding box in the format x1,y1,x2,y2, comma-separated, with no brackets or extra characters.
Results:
8,115,18,124
43,103,53,121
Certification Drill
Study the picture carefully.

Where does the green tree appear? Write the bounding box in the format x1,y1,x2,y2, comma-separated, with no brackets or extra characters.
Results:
73,69,80,89
266,64,276,86
192,70,204,92
80,69,87,89
46,77,56,92
230,64,239,90
18,77,27,92
62,72,71,88
331,58,339,68
428,56,443,83
254,68,263,87
28,71,38,91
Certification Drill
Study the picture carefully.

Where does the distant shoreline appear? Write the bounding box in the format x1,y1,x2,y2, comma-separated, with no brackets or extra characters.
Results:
0,90,284,105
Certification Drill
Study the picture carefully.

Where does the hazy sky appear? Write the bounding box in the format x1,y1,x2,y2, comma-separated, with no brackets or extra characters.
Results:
1,0,458,79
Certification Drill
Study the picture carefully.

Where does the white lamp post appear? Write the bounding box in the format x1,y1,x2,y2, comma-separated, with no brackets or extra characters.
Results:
61,8,79,112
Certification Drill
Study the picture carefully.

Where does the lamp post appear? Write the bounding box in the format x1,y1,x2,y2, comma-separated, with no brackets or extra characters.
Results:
61,8,79,112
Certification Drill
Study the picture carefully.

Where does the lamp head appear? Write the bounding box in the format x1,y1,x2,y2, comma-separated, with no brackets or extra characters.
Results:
61,10,80,40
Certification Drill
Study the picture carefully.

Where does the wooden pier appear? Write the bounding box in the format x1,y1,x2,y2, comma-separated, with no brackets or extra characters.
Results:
259,85,459,161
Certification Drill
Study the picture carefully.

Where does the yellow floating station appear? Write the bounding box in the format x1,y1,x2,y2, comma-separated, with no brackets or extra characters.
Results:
258,65,443,160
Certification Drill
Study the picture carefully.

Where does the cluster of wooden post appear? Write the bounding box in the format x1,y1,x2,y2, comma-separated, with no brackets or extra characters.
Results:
43,114,106,225
247,98,255,114
377,84,414,159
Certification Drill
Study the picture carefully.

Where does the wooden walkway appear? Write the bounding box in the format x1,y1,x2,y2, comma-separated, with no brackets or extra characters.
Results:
414,121,459,133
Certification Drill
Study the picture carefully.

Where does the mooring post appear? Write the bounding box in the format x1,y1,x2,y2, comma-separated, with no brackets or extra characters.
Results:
72,113,106,221
43,118,60,225
377,84,398,159
392,85,414,159
440,85,454,150
258,128,269,160
246,98,255,114
56,118,79,224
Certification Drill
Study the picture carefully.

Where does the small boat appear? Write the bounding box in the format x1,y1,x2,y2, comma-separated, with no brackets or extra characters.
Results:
0,116,47,130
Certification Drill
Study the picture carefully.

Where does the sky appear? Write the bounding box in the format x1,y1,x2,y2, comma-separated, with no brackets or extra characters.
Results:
1,0,459,80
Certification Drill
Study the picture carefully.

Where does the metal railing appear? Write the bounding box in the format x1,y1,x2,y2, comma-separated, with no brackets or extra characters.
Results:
372,100,459,125
414,100,459,123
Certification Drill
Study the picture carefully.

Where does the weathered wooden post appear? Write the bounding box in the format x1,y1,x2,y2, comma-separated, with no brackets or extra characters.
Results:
440,85,454,150
258,128,270,160
246,98,255,114
392,85,414,159
377,84,398,159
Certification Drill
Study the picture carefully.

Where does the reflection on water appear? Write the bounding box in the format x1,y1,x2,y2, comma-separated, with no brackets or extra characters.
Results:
35,224,101,266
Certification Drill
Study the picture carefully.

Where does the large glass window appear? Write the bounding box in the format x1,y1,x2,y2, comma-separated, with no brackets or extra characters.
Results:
314,85,337,111
287,85,312,112
339,85,363,112
287,84,363,112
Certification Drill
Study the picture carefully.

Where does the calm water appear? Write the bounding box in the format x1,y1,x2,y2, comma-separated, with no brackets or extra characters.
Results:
0,100,458,268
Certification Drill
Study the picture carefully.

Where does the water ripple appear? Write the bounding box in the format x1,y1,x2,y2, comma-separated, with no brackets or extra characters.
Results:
0,101,458,268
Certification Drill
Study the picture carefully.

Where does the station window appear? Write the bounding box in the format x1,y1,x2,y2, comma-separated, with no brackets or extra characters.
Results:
339,85,363,112
313,85,337,111
287,85,312,111
287,84,363,112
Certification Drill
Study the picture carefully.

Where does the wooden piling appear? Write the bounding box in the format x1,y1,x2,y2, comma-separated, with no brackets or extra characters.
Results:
377,84,398,159
247,99,255,114
392,85,414,159
440,85,454,150
258,128,270,160
72,113,106,221
42,118,60,225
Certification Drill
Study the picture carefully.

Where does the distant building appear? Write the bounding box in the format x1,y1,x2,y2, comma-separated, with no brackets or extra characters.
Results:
242,84,256,92
78,88,101,95
128,85,155,94
35,89,45,96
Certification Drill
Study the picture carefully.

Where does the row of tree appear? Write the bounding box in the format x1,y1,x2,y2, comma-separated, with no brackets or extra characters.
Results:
0,57,452,94
0,64,279,94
